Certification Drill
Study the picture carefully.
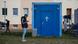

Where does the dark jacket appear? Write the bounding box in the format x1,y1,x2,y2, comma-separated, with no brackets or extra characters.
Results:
6,19,9,27
21,16,28,28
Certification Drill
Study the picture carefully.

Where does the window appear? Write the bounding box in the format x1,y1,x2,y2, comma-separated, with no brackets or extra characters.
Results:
66,8,72,15
13,8,18,15
23,8,29,15
2,8,7,15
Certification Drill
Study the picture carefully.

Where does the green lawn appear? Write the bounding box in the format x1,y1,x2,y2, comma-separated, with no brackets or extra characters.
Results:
0,32,78,44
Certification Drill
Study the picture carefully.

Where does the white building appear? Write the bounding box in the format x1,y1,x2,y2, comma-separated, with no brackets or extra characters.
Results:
0,0,78,31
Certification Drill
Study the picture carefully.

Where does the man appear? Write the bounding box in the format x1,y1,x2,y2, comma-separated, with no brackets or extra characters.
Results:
21,14,28,42
6,19,10,32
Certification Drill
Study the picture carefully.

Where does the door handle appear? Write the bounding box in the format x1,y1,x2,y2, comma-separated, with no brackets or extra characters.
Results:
45,16,49,22
42,22,44,24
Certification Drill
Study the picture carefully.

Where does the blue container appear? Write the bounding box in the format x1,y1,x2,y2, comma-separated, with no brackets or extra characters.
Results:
32,2,62,37
74,8,78,24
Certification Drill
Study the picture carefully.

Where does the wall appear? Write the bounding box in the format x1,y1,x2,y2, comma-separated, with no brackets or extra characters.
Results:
21,0,32,24
0,0,5,22
62,0,78,23
0,0,21,24
7,0,21,24
33,0,61,2
0,0,78,30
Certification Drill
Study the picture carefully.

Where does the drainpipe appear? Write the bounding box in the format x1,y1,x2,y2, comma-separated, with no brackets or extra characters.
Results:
3,0,7,32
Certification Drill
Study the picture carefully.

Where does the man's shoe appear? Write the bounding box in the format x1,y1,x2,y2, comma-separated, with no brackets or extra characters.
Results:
22,39,27,42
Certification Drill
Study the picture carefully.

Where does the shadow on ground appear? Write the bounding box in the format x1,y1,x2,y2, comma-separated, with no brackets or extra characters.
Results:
0,32,78,44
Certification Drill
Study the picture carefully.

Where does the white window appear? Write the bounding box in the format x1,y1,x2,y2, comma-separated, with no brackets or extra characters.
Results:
13,8,18,15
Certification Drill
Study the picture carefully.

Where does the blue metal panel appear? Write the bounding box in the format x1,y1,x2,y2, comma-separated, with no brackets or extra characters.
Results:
32,2,62,37
74,9,78,24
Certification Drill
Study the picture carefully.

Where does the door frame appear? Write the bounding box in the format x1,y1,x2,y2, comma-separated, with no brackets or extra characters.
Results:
32,2,62,36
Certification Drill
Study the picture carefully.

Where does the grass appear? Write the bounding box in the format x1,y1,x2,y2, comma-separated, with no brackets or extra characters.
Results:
0,32,78,44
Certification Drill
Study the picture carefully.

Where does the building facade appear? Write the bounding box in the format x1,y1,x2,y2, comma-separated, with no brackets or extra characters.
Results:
0,0,78,31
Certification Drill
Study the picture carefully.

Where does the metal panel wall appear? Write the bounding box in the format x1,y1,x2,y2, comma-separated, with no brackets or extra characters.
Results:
74,9,78,24
32,2,62,37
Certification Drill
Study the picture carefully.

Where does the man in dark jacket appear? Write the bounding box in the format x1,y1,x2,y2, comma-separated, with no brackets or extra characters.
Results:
6,19,10,32
21,14,28,42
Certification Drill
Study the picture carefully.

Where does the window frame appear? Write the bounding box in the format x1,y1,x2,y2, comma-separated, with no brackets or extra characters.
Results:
13,8,18,15
2,8,7,15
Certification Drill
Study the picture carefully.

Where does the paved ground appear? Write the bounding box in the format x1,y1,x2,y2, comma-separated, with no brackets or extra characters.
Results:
0,32,78,44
